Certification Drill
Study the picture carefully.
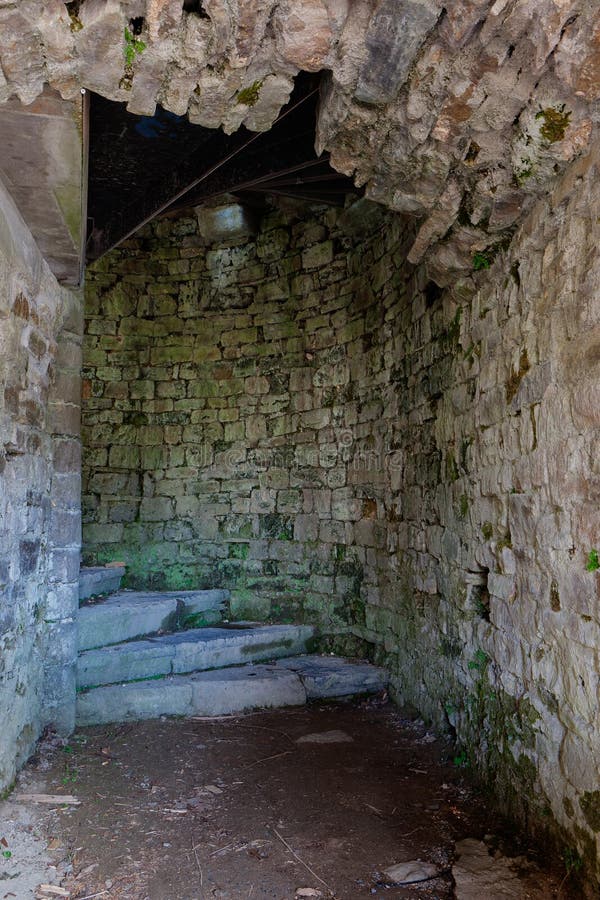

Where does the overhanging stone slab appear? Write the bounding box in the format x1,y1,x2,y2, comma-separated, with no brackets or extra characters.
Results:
0,87,87,285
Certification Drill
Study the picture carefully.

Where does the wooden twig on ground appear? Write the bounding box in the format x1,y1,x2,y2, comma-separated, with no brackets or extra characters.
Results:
272,827,337,899
14,793,80,805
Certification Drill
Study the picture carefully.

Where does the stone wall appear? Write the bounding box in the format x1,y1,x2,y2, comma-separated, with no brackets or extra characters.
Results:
0,0,597,279
0,177,81,792
83,148,600,883
375,147,600,876
82,199,409,624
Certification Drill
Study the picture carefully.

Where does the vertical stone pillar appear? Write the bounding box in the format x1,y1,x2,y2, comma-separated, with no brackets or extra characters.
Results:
44,288,83,734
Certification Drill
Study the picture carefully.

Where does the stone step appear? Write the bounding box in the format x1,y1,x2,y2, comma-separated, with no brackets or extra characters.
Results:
76,664,307,726
77,624,316,688
75,655,389,726
276,655,389,698
79,565,125,601
78,589,229,651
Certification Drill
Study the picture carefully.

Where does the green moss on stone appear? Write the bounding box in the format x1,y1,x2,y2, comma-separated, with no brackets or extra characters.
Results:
473,251,492,271
586,549,599,572
496,532,512,553
446,451,459,482
440,636,461,659
229,588,271,621
54,183,83,245
236,81,262,107
579,791,600,831
261,514,292,540
515,753,537,789
535,105,571,143
241,638,293,656
0,779,16,801
514,157,534,186
229,542,250,560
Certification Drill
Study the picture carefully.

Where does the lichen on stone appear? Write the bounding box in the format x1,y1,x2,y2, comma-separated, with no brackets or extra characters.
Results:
535,105,571,144
236,81,262,107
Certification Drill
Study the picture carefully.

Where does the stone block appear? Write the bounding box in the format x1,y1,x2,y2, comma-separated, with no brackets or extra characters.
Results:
293,514,319,542
49,508,81,548
78,589,226,651
79,565,125,600
245,375,270,394
302,241,333,269
48,400,80,436
331,492,362,522
78,663,306,727
246,414,267,441
354,518,387,548
82,522,124,545
77,624,314,687
277,655,389,698
108,445,140,468
139,497,174,521
50,472,82,508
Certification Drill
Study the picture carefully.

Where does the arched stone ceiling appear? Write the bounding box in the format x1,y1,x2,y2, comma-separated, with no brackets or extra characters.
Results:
1,0,598,283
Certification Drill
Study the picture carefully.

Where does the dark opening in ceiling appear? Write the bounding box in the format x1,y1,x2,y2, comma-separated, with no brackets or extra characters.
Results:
86,73,357,262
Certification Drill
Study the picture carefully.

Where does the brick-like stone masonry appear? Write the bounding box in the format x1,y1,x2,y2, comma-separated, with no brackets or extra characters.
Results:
84,148,600,879
83,200,400,625
0,178,81,791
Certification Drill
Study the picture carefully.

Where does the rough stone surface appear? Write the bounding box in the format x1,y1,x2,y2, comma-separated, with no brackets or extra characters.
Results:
1,5,600,885
0,1,598,270
76,663,308,725
82,201,409,626
0,88,86,286
0,173,81,791
82,141,600,885
383,860,439,885
278,655,390,699
78,564,125,600
452,839,523,899
76,623,316,687
77,589,227,650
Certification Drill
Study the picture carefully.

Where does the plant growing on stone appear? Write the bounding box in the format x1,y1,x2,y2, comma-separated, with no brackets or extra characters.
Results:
62,764,78,785
453,750,469,767
586,549,599,572
236,81,262,107
472,251,492,271
468,649,489,672
123,26,146,68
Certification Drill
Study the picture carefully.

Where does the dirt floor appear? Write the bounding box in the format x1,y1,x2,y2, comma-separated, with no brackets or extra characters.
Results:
1,699,570,899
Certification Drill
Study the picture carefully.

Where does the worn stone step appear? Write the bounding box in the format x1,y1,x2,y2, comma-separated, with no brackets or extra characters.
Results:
79,565,125,601
76,664,307,725
78,589,229,651
276,655,389,698
77,624,316,688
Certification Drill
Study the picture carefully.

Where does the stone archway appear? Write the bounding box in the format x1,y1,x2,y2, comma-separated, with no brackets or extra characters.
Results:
0,0,596,280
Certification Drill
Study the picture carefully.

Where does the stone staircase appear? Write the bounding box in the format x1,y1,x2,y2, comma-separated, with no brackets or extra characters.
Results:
76,566,389,726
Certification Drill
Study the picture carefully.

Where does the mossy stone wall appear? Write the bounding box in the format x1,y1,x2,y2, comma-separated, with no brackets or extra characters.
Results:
82,200,407,627
84,151,600,887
